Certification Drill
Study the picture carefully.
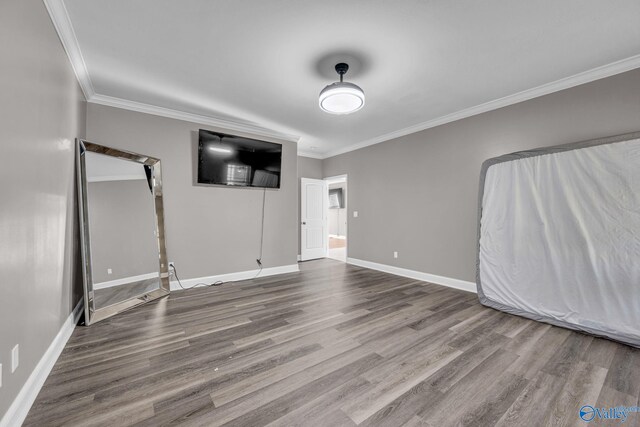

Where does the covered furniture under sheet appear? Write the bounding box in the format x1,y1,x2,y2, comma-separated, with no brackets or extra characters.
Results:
476,132,640,347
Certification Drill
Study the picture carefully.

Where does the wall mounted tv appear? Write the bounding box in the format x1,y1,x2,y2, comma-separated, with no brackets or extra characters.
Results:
197,129,282,188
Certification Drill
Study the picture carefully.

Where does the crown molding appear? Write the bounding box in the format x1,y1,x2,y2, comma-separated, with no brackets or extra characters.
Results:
45,0,640,159
321,54,640,159
297,151,325,159
44,0,301,144
43,0,95,100
89,94,301,143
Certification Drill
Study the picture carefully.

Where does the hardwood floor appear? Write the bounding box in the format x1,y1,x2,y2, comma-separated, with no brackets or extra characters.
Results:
328,237,347,262
329,236,346,249
25,259,640,426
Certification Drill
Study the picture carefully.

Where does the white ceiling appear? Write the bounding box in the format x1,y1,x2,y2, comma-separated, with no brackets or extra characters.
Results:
57,0,640,158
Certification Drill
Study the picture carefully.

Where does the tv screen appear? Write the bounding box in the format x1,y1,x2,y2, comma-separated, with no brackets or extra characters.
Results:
197,129,282,188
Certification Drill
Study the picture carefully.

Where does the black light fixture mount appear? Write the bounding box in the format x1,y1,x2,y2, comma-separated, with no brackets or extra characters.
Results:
335,63,349,82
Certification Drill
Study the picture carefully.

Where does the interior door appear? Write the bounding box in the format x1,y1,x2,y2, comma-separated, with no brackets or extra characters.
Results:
300,178,328,261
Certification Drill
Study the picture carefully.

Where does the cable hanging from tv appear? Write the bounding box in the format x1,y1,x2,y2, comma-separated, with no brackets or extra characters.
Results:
171,187,267,289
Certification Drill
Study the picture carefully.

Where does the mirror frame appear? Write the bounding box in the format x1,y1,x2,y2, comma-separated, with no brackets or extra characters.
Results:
76,139,170,325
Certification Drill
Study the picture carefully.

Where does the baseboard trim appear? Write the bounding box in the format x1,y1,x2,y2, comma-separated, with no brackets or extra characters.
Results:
346,258,477,293
94,272,159,290
170,264,299,291
0,298,84,427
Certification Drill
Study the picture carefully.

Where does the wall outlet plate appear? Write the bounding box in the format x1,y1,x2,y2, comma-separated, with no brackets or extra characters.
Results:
169,262,175,270
394,251,398,258
353,211,358,217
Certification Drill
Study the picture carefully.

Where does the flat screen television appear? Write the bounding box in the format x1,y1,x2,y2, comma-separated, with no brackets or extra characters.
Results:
197,129,282,188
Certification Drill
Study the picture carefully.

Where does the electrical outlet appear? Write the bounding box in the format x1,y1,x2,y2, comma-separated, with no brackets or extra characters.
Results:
169,262,175,270
353,211,358,218
394,251,398,259
107,268,112,275
11,344,19,373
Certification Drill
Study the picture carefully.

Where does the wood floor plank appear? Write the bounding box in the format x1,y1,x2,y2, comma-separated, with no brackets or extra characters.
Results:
503,321,551,355
171,341,382,426
342,341,463,423
142,395,216,427
424,332,509,393
506,326,572,380
266,377,371,427
495,371,567,427
418,349,520,427
603,345,640,397
23,259,639,426
581,337,620,369
215,353,383,427
595,386,640,427
542,333,594,379
541,361,608,427
358,381,443,427
453,371,528,427
211,337,361,406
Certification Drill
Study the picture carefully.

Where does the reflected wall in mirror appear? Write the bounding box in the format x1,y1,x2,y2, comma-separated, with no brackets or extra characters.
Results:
77,140,170,325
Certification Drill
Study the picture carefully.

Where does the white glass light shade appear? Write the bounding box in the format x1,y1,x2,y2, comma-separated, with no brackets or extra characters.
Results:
319,82,365,114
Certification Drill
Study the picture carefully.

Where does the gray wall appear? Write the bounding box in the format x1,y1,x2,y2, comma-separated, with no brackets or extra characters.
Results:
86,104,298,279
297,156,323,255
0,0,86,419
298,156,323,179
88,180,159,283
323,69,640,283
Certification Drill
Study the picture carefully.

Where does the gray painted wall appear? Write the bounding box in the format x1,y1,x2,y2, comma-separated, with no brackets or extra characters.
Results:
0,0,86,418
86,104,298,279
88,180,159,283
298,156,323,179
323,69,640,283
297,156,323,255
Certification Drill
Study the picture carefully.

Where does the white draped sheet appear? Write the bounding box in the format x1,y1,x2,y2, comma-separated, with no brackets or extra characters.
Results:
478,137,640,345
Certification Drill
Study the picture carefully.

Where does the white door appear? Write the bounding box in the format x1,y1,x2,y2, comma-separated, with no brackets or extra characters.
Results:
300,178,328,261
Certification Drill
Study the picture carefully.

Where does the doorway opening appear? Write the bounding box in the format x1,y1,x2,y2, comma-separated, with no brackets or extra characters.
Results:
325,175,347,262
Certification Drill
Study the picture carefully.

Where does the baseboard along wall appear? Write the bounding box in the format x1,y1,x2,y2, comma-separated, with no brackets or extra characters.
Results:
170,264,299,291
1,298,84,427
347,257,477,293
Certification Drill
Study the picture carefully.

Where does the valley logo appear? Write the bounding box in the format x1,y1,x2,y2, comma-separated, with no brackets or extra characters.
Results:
579,405,640,423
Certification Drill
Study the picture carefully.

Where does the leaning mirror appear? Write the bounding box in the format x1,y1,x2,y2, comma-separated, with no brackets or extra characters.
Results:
76,140,170,325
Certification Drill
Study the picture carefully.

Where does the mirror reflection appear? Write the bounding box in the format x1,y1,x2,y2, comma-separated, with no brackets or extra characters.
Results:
85,152,160,310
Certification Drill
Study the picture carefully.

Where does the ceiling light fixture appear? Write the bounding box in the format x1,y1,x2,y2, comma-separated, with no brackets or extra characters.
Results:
319,63,365,115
